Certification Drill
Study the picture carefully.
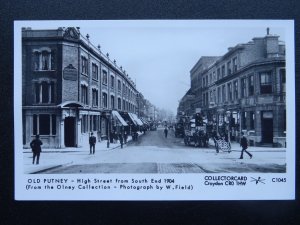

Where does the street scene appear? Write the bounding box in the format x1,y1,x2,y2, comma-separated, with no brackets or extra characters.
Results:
23,126,286,174
20,22,288,175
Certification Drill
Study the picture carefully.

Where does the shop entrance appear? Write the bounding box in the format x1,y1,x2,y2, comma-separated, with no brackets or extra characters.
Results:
261,111,273,143
64,117,76,147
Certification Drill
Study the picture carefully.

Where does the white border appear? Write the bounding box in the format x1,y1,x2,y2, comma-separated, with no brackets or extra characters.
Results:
14,20,295,200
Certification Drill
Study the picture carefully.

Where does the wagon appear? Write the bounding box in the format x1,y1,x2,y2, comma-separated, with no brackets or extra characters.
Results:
214,138,231,153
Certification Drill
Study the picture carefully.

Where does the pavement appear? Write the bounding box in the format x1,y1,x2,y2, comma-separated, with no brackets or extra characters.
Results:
22,131,286,174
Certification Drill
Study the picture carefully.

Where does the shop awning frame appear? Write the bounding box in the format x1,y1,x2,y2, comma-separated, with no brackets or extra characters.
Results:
112,110,128,126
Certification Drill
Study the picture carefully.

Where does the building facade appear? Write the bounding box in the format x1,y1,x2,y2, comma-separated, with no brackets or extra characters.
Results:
22,27,148,148
180,29,286,147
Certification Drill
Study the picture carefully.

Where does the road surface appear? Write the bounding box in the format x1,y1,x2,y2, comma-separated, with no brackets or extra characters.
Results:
41,128,286,174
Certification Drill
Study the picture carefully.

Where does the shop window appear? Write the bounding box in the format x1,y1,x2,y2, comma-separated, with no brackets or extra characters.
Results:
32,114,56,135
260,72,272,94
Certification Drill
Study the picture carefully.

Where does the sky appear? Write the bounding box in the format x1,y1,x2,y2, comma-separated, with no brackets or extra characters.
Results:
23,20,288,114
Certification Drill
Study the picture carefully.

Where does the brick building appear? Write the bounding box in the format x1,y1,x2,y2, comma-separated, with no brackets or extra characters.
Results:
22,27,148,148
179,29,286,147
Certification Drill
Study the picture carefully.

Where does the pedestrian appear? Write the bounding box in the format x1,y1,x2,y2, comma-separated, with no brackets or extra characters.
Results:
124,131,128,144
239,132,252,159
164,127,168,138
30,134,43,165
119,133,124,149
89,132,96,154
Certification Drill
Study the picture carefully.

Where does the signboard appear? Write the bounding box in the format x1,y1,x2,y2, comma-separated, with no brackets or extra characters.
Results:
63,64,77,81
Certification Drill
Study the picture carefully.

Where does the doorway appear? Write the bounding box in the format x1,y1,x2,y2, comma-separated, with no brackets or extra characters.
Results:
65,117,76,147
261,111,273,143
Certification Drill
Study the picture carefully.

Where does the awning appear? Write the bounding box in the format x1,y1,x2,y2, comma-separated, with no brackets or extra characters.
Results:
131,113,144,126
112,110,128,126
127,113,138,125
141,118,149,125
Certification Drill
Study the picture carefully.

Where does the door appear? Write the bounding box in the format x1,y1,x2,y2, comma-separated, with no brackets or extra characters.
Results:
261,111,273,143
65,117,76,147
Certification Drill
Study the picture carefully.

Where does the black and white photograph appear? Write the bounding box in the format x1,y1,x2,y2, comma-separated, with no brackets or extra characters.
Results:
14,20,295,200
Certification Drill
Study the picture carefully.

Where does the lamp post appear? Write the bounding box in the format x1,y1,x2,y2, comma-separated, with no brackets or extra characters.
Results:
226,110,231,144
106,112,110,148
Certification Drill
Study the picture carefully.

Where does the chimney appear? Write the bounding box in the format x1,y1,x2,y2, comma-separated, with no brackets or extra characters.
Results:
267,27,270,35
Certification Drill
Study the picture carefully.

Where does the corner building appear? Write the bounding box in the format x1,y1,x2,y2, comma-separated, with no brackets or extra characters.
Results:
189,30,286,147
22,27,141,148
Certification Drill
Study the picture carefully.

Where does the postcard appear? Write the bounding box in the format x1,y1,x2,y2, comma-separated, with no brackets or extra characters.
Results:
14,20,295,200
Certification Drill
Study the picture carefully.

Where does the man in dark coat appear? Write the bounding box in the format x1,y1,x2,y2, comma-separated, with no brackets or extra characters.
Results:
30,134,43,165
119,133,124,149
239,132,252,159
89,132,97,154
164,127,168,138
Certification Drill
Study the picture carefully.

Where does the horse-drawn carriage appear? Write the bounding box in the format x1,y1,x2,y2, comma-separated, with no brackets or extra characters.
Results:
183,119,209,147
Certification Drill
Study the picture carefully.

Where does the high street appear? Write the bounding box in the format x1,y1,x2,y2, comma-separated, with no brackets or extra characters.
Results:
23,128,286,174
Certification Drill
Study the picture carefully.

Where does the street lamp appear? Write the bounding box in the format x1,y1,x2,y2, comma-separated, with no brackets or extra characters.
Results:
226,110,231,144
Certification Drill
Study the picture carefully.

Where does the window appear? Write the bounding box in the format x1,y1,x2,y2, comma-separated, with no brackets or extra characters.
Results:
81,85,88,105
221,65,225,78
260,72,272,94
102,70,108,85
118,80,121,93
241,77,247,98
222,85,226,102
213,71,216,82
280,69,286,93
206,76,208,87
111,95,115,109
218,87,221,103
233,57,237,73
118,98,121,110
233,80,238,99
209,73,212,84
248,74,254,96
33,50,53,71
210,91,213,102
81,115,88,133
227,83,232,101
203,78,205,87
213,89,216,103
123,100,126,110
32,114,56,135
92,63,98,80
92,89,98,107
227,61,232,75
217,68,221,80
35,81,55,104
102,93,107,108
203,93,206,106
111,75,115,89
81,56,88,74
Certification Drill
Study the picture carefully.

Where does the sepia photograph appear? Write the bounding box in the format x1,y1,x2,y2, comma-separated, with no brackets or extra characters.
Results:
14,20,295,200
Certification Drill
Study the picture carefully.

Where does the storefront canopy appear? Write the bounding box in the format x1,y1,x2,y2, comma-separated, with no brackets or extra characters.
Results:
112,110,128,126
130,113,144,126
128,113,138,126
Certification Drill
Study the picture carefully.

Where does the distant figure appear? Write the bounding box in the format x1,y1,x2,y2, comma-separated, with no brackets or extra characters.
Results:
30,134,43,165
119,133,124,149
239,132,252,159
164,127,168,138
124,131,128,144
89,132,96,154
